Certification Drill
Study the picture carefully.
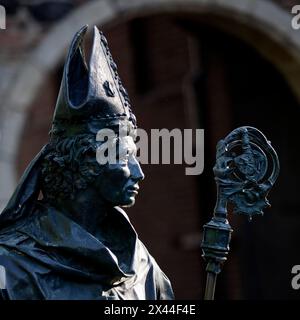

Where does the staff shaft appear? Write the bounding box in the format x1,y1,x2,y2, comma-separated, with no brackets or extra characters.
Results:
204,272,217,300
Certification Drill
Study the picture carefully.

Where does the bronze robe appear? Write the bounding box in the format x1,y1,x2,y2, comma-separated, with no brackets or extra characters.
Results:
0,203,174,300
0,148,174,300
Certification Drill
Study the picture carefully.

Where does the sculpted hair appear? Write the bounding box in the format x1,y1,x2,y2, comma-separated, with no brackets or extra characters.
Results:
41,134,102,201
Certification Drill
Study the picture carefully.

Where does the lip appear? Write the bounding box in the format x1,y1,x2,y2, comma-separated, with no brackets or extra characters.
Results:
126,185,139,195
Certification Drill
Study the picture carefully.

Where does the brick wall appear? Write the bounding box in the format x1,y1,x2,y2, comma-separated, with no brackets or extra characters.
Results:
3,0,300,300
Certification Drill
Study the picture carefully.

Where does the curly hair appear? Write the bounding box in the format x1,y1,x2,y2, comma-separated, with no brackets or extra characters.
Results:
41,134,102,201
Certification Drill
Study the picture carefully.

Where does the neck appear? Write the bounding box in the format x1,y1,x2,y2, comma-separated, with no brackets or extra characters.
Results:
49,188,110,237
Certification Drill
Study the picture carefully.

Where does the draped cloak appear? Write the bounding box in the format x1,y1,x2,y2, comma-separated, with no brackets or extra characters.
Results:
0,147,174,300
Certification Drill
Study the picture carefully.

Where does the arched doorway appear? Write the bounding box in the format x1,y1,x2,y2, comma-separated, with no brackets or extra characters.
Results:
1,0,300,299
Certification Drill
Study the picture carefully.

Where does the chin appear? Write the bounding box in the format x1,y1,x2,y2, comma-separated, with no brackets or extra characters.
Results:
120,197,136,208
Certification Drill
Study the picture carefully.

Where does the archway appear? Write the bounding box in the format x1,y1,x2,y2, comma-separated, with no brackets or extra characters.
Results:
0,0,299,299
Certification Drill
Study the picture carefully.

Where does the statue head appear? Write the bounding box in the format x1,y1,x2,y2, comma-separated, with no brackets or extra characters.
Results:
41,26,144,207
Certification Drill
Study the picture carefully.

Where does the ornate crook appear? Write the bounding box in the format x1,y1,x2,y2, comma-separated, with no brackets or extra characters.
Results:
213,126,279,220
201,126,280,300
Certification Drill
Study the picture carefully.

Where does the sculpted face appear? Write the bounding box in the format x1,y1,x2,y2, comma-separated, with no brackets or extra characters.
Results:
93,135,145,207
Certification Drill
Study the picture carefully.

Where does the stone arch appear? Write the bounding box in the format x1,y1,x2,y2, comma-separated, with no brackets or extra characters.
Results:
1,0,299,208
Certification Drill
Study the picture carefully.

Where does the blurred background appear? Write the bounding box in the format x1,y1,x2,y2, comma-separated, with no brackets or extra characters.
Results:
1,0,300,299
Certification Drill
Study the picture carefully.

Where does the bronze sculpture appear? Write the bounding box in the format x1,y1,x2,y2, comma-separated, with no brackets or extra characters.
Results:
0,26,174,300
201,127,280,300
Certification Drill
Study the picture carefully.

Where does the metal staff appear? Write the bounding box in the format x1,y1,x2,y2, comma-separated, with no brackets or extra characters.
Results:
201,126,280,300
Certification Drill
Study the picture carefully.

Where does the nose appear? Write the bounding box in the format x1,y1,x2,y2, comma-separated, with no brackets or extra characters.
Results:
129,156,145,182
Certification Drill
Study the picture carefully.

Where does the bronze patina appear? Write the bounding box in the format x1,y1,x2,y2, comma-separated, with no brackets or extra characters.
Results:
0,26,174,300
201,127,280,300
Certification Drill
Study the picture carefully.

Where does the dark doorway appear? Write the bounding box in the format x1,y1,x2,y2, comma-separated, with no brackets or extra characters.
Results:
18,14,300,299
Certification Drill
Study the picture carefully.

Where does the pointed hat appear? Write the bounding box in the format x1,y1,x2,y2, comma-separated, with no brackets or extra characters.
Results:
50,25,136,139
